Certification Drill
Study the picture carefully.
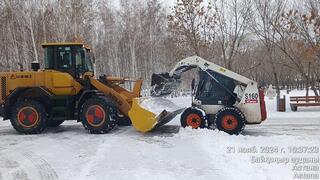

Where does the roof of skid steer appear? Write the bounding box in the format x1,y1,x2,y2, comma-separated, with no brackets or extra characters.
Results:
41,42,91,50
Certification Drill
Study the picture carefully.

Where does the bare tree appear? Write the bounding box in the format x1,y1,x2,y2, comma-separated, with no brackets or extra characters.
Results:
272,7,320,96
251,0,286,96
213,0,252,70
168,0,217,58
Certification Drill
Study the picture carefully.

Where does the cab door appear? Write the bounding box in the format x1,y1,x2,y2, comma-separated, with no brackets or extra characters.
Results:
195,70,237,105
44,46,83,95
55,46,76,78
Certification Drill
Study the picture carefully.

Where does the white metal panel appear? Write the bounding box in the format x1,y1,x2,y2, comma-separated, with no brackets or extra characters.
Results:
169,56,254,85
236,82,262,123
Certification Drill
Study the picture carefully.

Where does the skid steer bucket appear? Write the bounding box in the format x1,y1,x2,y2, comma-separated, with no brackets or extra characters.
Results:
128,98,185,133
151,73,181,97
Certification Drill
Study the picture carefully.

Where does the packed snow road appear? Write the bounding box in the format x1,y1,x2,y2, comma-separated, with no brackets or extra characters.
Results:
0,93,319,180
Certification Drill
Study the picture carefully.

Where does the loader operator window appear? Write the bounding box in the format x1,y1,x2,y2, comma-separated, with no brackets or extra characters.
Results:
45,46,54,69
75,52,82,67
57,47,72,69
84,50,94,72
74,48,83,71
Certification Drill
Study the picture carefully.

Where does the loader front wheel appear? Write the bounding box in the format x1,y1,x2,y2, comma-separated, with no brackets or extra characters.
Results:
80,97,116,134
180,108,206,129
10,99,48,134
215,107,245,135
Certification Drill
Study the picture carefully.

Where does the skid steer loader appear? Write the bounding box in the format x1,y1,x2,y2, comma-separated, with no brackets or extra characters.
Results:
151,56,267,134
0,42,178,134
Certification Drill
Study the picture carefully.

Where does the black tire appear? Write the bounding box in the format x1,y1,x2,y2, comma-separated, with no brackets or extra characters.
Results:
180,107,206,129
46,120,64,127
215,106,245,135
80,96,117,134
115,113,132,126
10,99,48,134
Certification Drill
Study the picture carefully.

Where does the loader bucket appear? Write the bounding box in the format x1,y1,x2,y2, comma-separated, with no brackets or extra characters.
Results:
128,98,185,133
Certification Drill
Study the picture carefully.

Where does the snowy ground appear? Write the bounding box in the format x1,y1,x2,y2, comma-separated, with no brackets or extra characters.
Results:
0,90,319,180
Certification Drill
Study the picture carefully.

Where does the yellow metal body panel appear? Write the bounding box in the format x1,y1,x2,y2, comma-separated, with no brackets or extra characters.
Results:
0,70,83,100
52,73,73,87
0,71,45,93
128,98,157,133
44,71,82,95
0,71,45,104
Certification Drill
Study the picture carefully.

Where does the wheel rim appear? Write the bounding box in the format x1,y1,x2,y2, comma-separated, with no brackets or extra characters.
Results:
17,107,39,128
86,105,106,127
221,115,238,131
186,114,202,128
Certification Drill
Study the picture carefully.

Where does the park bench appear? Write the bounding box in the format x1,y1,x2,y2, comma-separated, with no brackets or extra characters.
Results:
289,96,320,111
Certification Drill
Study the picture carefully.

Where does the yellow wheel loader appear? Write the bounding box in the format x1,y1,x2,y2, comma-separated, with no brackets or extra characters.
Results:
0,42,178,134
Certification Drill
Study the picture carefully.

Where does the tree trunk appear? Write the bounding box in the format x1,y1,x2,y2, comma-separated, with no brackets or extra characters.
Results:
310,73,319,97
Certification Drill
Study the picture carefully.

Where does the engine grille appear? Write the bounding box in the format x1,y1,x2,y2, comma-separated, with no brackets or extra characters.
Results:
1,76,6,101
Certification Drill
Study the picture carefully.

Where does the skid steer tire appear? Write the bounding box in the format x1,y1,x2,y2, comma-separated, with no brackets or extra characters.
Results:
46,120,64,127
215,106,245,135
10,99,48,134
80,96,117,134
180,107,206,129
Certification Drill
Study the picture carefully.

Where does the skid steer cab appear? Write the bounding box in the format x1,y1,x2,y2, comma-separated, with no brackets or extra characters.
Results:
151,56,267,135
0,42,173,134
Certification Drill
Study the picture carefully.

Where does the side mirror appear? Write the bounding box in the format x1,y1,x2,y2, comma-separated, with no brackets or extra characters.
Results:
31,61,40,71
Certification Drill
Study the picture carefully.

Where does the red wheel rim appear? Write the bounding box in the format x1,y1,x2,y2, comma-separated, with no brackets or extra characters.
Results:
17,107,39,128
86,105,106,127
221,115,238,130
186,114,202,129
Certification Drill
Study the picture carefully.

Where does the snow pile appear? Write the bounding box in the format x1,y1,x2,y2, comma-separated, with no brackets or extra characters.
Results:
139,97,182,114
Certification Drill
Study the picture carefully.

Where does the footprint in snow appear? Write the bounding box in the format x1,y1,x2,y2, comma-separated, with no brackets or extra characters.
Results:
0,158,19,169
12,169,30,180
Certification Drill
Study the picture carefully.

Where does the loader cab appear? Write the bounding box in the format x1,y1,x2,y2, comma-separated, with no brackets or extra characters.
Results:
42,42,94,78
194,70,237,105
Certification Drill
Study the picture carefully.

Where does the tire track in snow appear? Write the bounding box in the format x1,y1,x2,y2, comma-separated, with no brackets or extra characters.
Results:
23,152,58,180
0,155,20,169
0,149,58,180
12,169,30,180
75,127,131,180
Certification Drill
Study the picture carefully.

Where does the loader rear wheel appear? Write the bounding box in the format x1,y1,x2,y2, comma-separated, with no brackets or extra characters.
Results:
46,120,64,127
180,108,206,129
215,107,245,135
80,96,116,134
10,99,47,134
